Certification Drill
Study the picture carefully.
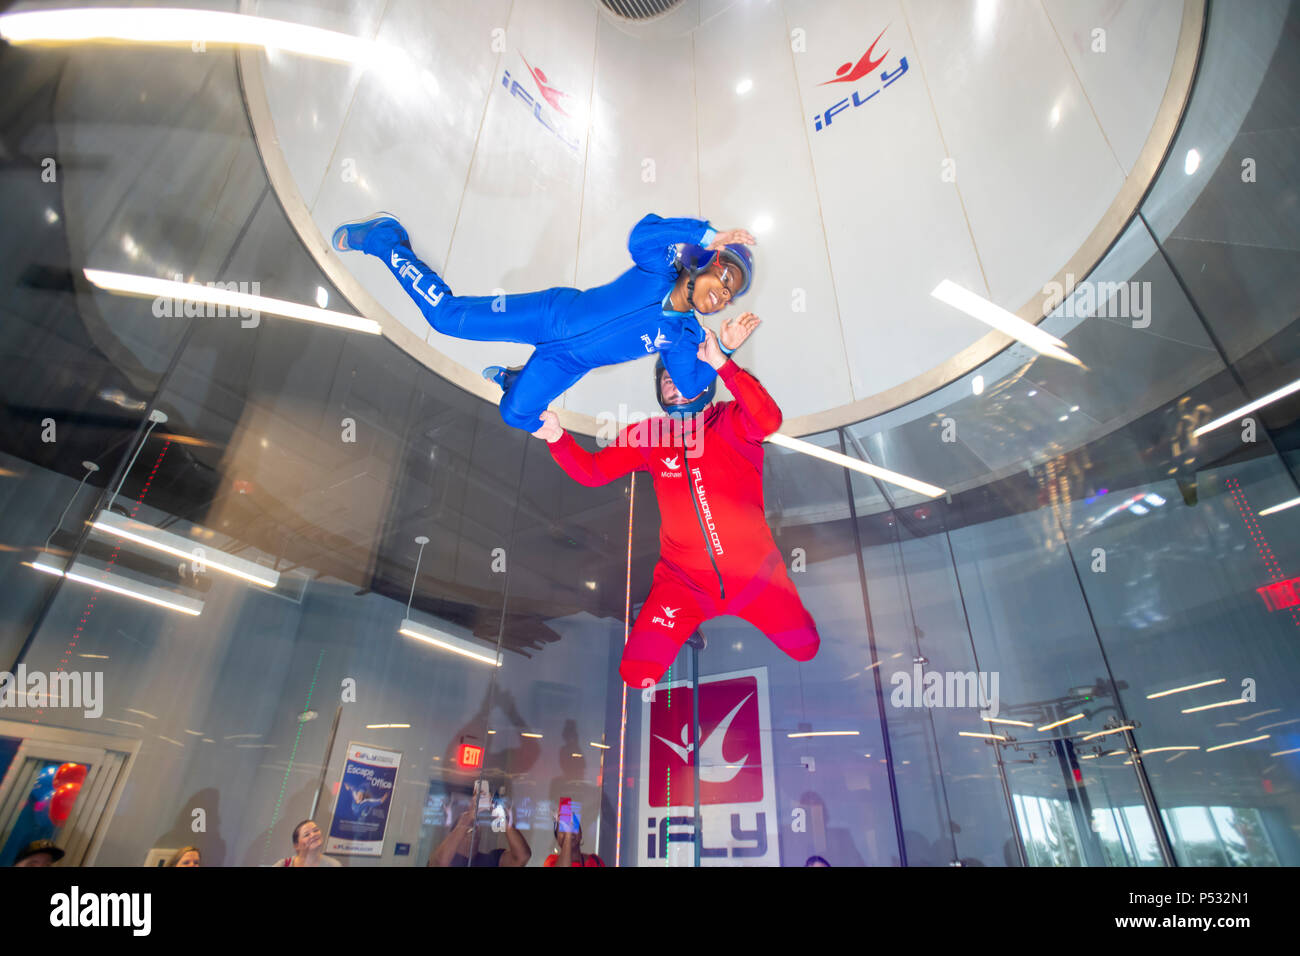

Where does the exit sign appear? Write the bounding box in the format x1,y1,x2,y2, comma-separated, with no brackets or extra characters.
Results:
456,744,484,769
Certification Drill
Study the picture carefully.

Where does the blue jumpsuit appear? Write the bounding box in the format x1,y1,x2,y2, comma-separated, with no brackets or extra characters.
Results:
378,214,721,431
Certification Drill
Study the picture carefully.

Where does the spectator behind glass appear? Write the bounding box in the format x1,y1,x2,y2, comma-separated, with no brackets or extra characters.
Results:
545,819,604,867
13,840,64,867
166,846,201,867
428,797,530,868
804,856,831,867
276,820,342,867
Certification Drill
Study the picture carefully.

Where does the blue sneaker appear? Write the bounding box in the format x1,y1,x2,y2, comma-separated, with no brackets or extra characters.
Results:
483,365,523,393
332,212,408,255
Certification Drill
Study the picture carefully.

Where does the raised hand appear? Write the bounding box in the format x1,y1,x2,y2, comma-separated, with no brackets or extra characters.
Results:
707,228,756,250
532,410,564,443
698,328,727,370
719,312,761,352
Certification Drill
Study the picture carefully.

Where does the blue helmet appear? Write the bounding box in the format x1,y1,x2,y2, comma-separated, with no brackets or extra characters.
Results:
655,354,716,417
677,242,754,311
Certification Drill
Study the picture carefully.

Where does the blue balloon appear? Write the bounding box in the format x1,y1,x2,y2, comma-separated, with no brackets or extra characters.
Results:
29,767,57,805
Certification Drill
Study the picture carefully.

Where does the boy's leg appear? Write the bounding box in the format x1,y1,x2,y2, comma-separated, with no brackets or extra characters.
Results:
496,349,588,432
342,216,576,343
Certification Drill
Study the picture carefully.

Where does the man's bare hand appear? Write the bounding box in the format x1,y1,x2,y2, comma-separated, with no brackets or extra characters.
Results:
698,328,727,370
532,410,563,443
719,312,760,352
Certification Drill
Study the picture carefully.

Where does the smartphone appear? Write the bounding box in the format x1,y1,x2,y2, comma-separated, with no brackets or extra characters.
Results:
557,797,582,834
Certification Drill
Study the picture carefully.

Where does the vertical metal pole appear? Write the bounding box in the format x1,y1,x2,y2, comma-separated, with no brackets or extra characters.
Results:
991,740,1029,867
692,636,702,868
309,704,343,821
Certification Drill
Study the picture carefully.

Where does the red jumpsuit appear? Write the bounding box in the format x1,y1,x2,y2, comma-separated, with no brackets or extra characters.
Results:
547,359,821,687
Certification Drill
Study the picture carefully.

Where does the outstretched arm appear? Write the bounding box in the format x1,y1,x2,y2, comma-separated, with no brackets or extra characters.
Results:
627,214,717,275
538,413,647,486
697,322,780,440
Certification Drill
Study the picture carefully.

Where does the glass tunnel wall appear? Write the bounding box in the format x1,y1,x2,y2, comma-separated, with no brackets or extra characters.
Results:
0,0,1297,866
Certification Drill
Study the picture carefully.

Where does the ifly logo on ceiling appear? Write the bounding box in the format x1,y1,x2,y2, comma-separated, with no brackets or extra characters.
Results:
502,54,580,152
813,27,910,133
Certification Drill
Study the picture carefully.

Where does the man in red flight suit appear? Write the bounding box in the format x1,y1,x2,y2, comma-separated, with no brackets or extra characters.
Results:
534,315,820,688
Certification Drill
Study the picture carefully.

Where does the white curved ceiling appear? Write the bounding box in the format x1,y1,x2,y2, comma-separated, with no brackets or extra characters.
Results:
248,0,1194,432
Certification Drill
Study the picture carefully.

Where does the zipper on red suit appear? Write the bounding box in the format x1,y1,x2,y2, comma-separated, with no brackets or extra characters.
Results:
680,415,725,600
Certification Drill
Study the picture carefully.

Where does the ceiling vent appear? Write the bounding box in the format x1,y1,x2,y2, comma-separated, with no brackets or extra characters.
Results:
598,0,685,23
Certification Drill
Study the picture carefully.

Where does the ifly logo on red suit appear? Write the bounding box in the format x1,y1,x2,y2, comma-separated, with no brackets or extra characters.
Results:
812,27,911,132
638,669,780,865
502,54,580,151
650,604,681,629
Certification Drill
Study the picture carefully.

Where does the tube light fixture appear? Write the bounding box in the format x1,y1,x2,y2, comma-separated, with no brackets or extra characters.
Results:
1205,735,1269,753
931,280,1083,366
398,618,501,667
1147,678,1225,698
1081,725,1135,741
1192,376,1300,438
0,8,380,65
765,433,944,498
29,553,203,616
1037,714,1085,732
1181,699,1248,714
83,269,381,334
91,510,278,588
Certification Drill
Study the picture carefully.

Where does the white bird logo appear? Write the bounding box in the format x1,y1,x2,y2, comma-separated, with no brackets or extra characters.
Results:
661,606,679,619
653,329,670,349
651,692,753,783
661,456,681,470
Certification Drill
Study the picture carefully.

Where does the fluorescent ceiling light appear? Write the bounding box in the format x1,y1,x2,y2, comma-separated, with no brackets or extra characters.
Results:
91,510,278,588
521,732,543,739
1260,496,1300,517
1080,725,1134,741
1181,699,1247,714
83,269,381,334
1037,713,1085,732
787,730,859,738
959,732,1008,741
981,717,1034,727
399,618,501,667
931,280,1083,366
1205,735,1268,752
766,433,944,498
0,9,380,65
29,553,203,616
1192,376,1300,438
1147,678,1225,698
589,742,610,750
1139,746,1199,755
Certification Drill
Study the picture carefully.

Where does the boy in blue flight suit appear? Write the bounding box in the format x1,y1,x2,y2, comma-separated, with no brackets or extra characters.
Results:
333,212,758,435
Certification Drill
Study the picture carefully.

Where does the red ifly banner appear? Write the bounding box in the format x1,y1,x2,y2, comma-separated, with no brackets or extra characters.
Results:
638,667,778,866
1256,577,1300,612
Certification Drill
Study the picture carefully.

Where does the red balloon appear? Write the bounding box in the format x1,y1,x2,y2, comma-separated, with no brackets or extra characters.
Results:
49,782,82,825
54,763,87,787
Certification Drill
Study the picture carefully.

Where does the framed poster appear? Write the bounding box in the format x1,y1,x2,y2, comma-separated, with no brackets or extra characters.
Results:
326,742,401,857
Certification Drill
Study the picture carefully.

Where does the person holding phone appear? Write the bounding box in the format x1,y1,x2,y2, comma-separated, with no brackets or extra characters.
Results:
544,799,604,867
428,786,531,868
